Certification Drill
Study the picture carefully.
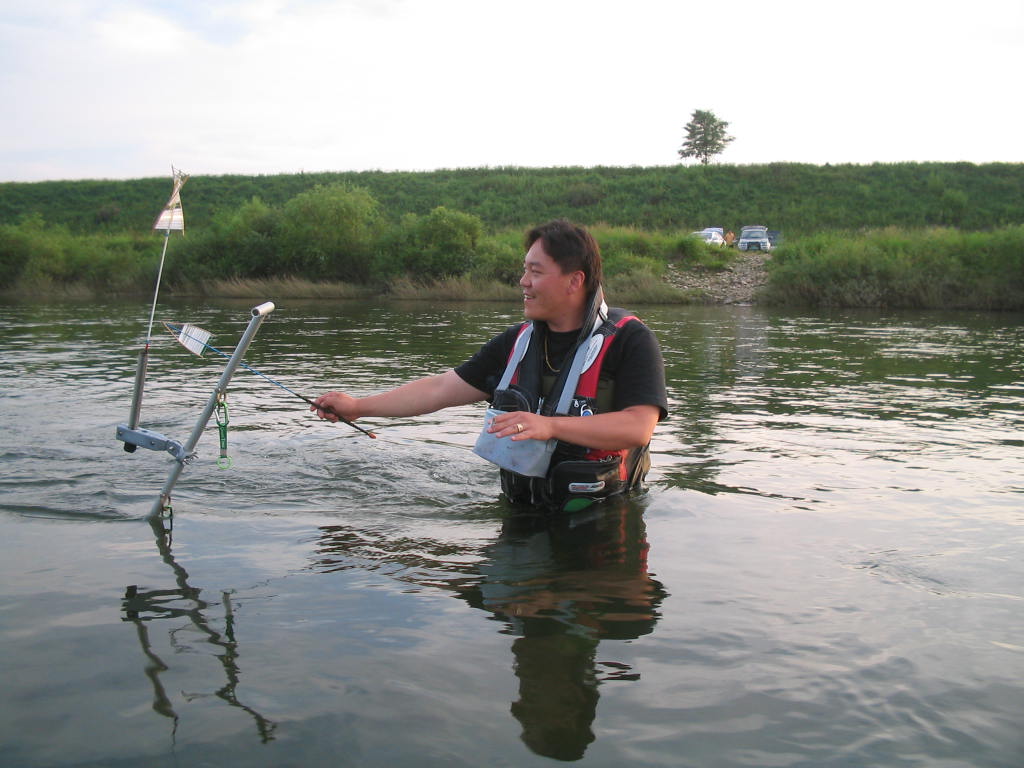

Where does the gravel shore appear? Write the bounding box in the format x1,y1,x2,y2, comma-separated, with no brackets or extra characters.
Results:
664,250,770,304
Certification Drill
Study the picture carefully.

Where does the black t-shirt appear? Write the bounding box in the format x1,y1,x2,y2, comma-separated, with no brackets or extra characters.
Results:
454,313,669,421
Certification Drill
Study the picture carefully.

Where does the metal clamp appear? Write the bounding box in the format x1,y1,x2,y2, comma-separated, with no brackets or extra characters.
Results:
116,425,189,461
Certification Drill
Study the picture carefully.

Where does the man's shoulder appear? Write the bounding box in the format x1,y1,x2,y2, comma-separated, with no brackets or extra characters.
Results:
492,321,530,348
605,309,655,340
607,306,649,324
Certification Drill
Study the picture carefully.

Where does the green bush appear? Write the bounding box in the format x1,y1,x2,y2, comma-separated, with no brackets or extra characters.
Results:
467,237,521,284
671,234,707,263
0,215,155,292
279,183,383,281
67,234,151,292
373,206,485,283
0,215,46,287
218,197,283,278
167,197,284,286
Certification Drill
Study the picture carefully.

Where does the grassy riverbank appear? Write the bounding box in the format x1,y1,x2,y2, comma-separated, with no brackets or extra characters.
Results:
2,164,1022,309
759,225,1024,310
4,223,1021,310
0,201,723,305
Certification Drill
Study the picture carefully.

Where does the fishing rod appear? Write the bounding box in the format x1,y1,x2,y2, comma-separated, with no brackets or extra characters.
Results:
164,322,377,439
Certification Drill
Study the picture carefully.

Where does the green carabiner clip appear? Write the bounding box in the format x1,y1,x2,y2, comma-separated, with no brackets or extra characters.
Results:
215,397,233,469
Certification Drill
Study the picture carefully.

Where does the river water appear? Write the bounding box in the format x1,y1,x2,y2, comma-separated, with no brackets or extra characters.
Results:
1,298,1022,767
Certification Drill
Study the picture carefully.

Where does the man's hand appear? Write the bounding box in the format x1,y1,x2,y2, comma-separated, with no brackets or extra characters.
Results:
311,391,360,423
487,404,659,451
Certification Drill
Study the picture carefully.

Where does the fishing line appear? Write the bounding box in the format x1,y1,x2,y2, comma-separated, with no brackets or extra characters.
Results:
125,167,189,450
162,323,477,453
145,231,172,348
164,322,377,439
146,167,189,346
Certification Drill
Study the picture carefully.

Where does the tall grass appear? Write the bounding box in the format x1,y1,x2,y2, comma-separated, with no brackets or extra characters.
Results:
762,225,1024,309
606,269,692,304
0,214,154,293
196,276,373,300
0,203,725,298
384,276,520,301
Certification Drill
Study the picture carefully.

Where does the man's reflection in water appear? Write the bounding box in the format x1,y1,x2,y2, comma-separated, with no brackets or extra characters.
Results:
509,633,600,759
460,499,666,760
314,498,664,761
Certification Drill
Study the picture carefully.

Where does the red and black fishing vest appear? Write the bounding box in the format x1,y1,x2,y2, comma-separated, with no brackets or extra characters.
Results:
492,308,652,512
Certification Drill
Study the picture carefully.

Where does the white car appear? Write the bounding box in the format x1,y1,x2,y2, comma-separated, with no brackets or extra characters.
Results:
737,226,772,252
692,229,726,246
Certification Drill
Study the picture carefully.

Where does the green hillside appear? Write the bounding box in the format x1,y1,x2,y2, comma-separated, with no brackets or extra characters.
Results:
2,162,1022,235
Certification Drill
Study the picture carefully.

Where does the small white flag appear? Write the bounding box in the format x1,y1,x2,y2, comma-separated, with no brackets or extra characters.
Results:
153,166,189,232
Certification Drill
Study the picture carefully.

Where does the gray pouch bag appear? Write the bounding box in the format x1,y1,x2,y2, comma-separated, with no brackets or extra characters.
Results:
473,312,603,478
473,407,556,477
473,324,555,476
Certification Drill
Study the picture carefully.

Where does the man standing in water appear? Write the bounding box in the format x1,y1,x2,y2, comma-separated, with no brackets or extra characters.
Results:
313,219,668,511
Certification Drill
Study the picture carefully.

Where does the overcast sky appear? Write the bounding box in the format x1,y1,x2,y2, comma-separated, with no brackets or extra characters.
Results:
1,0,1020,182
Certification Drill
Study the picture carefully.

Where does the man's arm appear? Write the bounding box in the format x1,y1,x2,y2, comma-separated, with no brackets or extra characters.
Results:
486,404,660,452
313,370,488,423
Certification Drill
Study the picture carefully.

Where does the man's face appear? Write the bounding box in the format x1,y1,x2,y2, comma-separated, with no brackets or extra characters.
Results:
519,240,582,328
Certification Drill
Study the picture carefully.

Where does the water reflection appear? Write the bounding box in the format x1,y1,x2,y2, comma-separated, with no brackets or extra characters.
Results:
121,518,276,744
467,502,666,760
313,499,665,761
647,307,1024,506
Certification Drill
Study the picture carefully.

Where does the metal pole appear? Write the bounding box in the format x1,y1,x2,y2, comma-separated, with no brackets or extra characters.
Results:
148,301,276,519
123,347,149,452
125,229,172,448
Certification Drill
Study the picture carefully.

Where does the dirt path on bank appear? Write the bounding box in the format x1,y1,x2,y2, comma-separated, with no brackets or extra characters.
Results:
664,250,770,304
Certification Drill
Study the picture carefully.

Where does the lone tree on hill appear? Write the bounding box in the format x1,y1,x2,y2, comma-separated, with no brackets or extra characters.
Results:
678,109,735,165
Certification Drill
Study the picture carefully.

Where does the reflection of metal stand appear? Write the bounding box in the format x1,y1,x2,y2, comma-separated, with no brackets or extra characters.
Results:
116,302,275,519
121,517,276,743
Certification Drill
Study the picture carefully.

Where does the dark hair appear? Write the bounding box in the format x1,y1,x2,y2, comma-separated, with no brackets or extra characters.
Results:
525,219,603,294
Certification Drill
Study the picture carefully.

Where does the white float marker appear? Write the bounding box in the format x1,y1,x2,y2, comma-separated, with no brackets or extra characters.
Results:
173,323,213,357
